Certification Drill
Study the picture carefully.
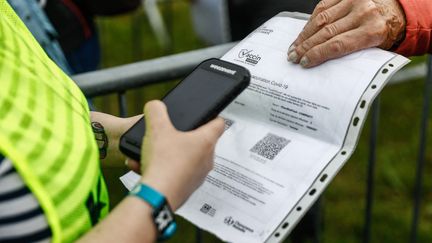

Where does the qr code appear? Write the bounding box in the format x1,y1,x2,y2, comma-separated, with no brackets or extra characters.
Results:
250,133,290,160
223,118,235,131
200,203,216,217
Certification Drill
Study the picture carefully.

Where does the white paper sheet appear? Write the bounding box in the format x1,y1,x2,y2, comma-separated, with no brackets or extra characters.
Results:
121,14,409,243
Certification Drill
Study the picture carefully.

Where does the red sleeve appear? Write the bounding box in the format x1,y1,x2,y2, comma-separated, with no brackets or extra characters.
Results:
394,0,432,56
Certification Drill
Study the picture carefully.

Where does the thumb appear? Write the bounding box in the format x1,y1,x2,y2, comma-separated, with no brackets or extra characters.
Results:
143,100,174,133
194,117,225,143
125,158,141,173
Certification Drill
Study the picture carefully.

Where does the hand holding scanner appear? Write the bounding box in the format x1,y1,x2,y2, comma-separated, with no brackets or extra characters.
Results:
119,58,251,161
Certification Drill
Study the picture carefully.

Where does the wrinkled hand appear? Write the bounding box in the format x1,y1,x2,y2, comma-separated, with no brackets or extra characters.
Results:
134,101,224,210
287,0,406,68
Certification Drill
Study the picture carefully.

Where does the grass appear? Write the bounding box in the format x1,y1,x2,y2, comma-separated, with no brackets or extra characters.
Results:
93,1,432,242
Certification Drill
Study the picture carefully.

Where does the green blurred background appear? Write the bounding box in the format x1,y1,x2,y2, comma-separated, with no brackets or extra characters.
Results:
92,1,432,242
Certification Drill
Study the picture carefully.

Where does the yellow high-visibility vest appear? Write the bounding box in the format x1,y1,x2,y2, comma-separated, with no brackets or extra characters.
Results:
0,1,109,242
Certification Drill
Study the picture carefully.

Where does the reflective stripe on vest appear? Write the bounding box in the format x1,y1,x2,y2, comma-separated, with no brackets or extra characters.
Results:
0,1,109,242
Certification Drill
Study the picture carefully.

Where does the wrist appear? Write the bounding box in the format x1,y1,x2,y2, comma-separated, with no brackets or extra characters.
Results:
130,182,177,241
380,0,407,49
140,176,180,211
90,112,142,164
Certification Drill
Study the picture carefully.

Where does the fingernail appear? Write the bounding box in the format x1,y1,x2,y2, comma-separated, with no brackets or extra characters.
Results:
300,56,310,67
125,159,129,167
288,51,298,63
288,44,296,53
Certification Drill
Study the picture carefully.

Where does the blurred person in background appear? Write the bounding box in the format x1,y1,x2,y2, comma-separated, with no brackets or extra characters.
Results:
191,0,320,45
44,0,141,74
7,0,72,74
227,0,320,41
8,0,140,74
8,0,141,110
0,1,224,242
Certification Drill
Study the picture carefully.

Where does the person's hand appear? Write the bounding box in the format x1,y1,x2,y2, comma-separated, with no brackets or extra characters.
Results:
287,0,406,68
80,101,223,243
136,100,224,210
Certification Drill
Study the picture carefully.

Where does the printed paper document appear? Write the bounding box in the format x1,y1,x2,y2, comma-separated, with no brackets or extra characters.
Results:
121,14,408,243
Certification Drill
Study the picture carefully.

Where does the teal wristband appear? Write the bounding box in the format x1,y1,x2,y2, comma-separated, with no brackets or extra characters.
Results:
130,183,177,241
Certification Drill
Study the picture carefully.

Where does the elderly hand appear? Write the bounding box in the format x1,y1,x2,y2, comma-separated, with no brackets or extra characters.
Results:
287,0,406,68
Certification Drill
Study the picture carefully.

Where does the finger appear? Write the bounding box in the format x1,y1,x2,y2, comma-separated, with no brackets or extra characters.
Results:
300,27,382,68
294,15,358,62
125,158,141,173
309,0,342,20
143,100,174,133
194,117,225,143
289,0,348,57
290,0,342,48
289,0,351,59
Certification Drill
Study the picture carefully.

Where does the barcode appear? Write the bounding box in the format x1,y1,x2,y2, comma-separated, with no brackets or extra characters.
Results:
250,133,290,160
223,118,235,131
200,203,216,217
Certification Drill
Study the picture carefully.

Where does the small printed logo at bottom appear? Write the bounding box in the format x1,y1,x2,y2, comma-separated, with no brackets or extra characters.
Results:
224,216,235,225
223,216,254,233
200,203,216,217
